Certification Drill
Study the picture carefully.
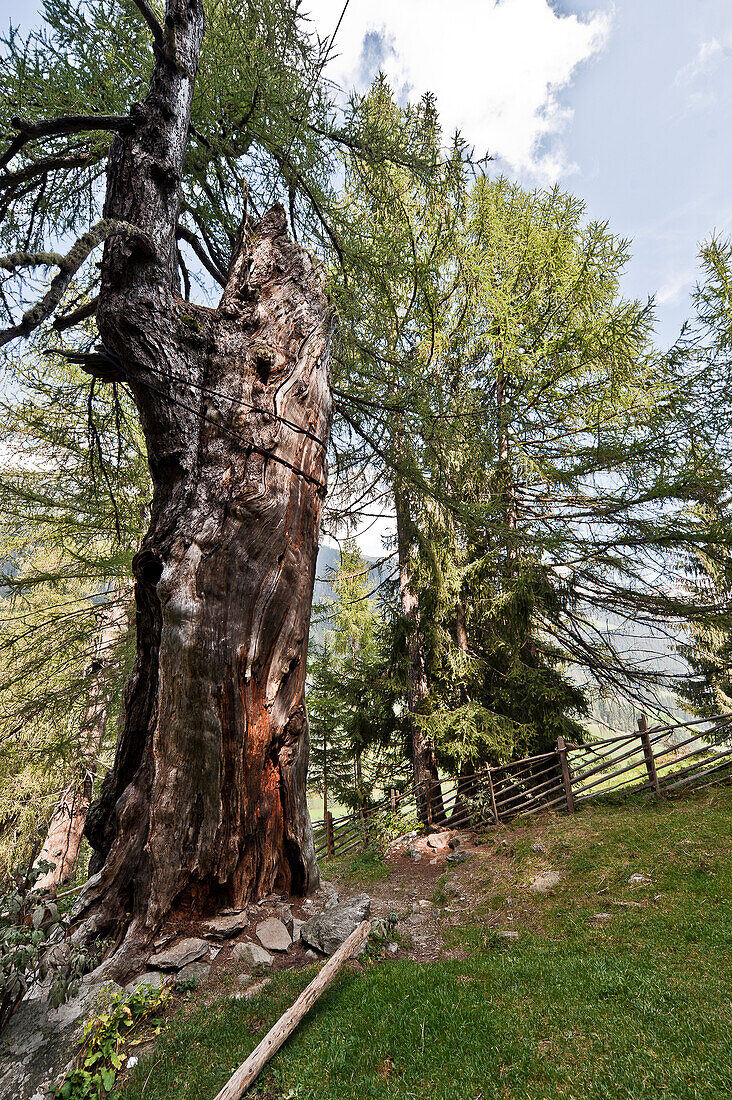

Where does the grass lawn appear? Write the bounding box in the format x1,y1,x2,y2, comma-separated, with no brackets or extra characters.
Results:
122,787,732,1100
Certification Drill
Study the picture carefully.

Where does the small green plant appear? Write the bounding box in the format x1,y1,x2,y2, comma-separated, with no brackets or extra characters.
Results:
430,875,452,908
53,983,170,1100
0,861,101,1034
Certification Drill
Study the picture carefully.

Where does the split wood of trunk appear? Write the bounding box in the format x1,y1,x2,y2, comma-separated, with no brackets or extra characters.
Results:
212,920,372,1100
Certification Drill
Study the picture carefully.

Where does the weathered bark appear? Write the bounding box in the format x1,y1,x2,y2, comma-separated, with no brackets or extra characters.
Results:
34,597,130,892
75,0,331,954
394,481,445,827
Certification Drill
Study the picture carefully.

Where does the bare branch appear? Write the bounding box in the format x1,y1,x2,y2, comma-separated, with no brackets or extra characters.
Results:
176,223,227,286
0,114,136,172
45,346,126,383
53,296,99,332
131,0,165,51
0,153,93,191
0,219,154,348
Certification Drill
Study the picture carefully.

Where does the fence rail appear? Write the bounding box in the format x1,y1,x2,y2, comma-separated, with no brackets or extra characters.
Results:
313,713,732,860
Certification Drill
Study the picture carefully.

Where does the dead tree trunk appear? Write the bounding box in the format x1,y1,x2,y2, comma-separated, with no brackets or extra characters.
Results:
394,481,445,827
34,596,130,892
76,0,330,954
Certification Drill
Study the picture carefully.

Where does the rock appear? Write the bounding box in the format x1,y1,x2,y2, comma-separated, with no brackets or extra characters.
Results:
426,831,452,850
232,941,273,969
255,918,291,952
446,851,469,863
0,978,122,1100
203,912,249,939
149,937,209,971
496,930,519,940
387,942,398,954
628,873,651,885
409,848,422,863
529,871,562,894
291,918,306,943
588,912,612,921
448,836,461,850
300,894,371,956
304,949,319,961
531,842,548,854
125,971,167,993
275,903,294,934
176,961,211,985
237,973,251,985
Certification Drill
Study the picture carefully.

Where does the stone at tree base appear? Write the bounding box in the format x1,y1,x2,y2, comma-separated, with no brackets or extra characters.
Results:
0,978,123,1100
125,970,167,993
529,871,562,894
291,918,306,942
232,941,273,968
203,912,249,939
426,831,452,850
149,937,210,970
255,918,291,952
275,903,294,933
300,894,371,956
176,961,211,984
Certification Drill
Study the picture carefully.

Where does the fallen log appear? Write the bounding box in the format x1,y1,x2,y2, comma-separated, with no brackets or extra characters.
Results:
212,919,372,1100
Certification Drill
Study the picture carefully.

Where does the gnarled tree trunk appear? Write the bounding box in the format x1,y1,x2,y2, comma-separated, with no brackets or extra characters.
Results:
76,0,330,956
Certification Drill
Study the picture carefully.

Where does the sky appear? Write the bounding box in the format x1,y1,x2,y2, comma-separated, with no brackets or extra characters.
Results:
306,0,732,343
1,0,730,555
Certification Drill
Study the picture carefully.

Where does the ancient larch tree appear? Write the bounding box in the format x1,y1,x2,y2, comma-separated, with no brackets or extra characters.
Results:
0,0,332,956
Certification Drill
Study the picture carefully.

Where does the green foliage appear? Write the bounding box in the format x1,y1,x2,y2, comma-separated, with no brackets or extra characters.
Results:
308,541,402,809
0,351,144,873
54,983,170,1100
0,860,101,1033
674,239,732,722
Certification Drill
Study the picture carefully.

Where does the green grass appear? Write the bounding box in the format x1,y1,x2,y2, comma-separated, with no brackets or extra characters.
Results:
323,846,391,885
122,787,732,1100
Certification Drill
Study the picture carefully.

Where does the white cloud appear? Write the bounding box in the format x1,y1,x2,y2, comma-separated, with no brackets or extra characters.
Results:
674,36,729,87
305,0,611,181
656,270,694,307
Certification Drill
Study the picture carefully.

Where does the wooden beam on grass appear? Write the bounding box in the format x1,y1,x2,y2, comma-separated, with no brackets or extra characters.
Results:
212,920,372,1100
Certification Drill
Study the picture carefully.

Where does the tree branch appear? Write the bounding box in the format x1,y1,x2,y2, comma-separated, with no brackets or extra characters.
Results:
176,224,227,286
0,220,154,347
0,152,93,191
45,346,126,383
0,114,137,172
131,0,165,51
53,297,99,332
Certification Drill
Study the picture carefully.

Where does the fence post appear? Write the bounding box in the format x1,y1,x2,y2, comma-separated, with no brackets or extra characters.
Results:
325,811,334,858
425,777,433,827
487,767,500,825
556,735,575,813
638,714,661,795
390,788,397,812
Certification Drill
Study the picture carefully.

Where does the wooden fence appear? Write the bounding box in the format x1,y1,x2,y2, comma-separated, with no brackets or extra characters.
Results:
313,713,732,861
